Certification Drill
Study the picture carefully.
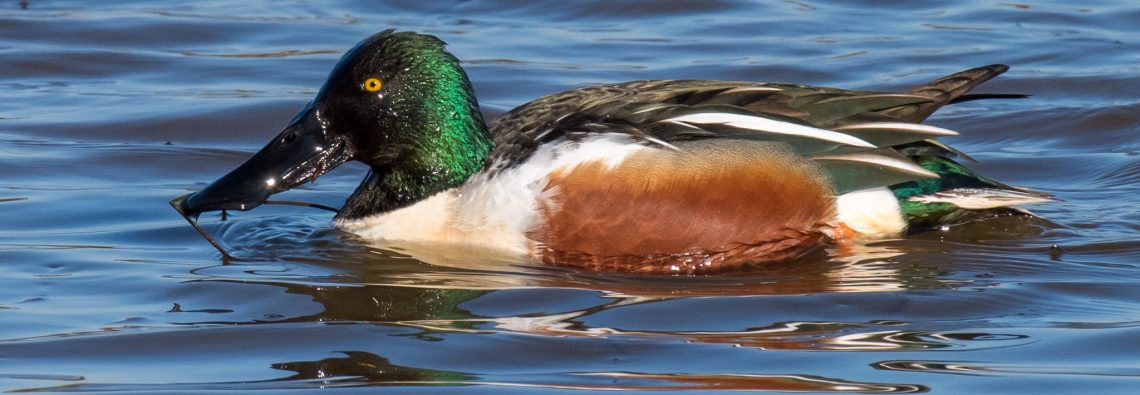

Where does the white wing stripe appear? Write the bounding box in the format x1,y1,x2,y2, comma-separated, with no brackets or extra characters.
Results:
813,152,939,178
666,113,876,148
837,122,960,137
641,135,682,151
723,86,783,94
631,104,671,115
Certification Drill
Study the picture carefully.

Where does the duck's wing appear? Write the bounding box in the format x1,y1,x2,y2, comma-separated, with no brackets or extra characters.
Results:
487,65,1033,197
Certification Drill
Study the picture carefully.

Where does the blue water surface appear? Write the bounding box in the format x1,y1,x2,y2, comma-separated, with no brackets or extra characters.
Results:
1,1,1138,393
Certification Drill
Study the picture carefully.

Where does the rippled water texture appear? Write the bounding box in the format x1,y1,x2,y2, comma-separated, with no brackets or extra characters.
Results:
2,1,1139,393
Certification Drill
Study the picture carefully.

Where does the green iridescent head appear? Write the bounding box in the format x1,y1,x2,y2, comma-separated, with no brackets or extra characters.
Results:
319,30,490,171
180,30,493,220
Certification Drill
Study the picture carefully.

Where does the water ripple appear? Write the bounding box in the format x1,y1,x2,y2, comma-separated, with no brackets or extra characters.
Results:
3,1,1140,393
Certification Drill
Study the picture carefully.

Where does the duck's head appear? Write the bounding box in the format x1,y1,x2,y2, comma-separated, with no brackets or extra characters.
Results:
179,30,492,218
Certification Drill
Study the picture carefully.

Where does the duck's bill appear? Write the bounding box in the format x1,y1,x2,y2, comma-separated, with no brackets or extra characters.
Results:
177,106,352,216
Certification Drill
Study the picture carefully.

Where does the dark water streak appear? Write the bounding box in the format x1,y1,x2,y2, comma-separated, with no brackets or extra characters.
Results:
1,1,1139,393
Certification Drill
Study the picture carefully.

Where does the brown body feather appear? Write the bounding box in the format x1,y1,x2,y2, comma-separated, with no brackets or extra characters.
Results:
529,140,837,274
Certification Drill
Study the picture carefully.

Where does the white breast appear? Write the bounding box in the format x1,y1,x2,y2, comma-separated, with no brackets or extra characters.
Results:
834,187,907,239
333,134,649,254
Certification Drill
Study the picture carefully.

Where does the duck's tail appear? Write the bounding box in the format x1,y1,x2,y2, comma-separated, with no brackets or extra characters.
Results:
880,64,1018,123
870,64,1051,228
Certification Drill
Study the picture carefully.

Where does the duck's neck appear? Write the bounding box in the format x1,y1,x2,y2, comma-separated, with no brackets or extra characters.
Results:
337,59,493,221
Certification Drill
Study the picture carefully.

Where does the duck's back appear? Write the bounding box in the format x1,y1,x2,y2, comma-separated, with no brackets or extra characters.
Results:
485,68,1001,171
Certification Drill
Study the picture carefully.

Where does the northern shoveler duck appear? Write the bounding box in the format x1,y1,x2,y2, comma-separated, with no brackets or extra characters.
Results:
175,30,1050,274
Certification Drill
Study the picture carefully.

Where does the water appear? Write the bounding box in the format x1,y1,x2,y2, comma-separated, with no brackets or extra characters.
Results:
2,1,1138,393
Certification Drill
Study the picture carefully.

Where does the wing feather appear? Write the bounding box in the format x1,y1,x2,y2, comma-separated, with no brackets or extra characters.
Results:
666,112,875,148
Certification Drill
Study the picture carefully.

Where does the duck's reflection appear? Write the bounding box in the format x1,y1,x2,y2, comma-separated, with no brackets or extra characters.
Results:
299,237,928,294
269,351,927,392
182,245,1027,352
271,351,472,384
177,236,1019,391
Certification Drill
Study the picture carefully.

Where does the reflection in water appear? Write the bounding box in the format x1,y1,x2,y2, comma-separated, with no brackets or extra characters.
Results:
355,237,925,293
392,244,948,296
568,372,928,393
875,360,1140,378
272,351,472,385
875,360,986,376
400,307,1031,352
155,270,1029,391
270,351,929,392
157,214,1042,391
211,215,958,296
175,278,491,324
0,373,84,382
14,351,926,393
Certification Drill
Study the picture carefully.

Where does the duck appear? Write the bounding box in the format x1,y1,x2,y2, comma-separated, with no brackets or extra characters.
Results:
175,30,1051,274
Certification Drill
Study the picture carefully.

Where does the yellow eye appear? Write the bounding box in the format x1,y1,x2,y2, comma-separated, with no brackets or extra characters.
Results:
363,77,383,92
